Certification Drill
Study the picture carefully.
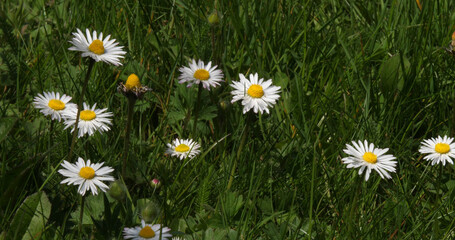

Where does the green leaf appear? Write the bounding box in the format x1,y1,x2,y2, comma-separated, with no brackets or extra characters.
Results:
274,71,289,89
0,117,17,143
379,54,410,93
7,191,51,240
70,194,105,225
221,192,244,221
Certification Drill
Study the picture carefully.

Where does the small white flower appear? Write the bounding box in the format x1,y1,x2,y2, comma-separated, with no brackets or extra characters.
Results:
69,28,126,66
230,73,281,114
63,102,113,138
33,91,77,122
178,59,224,90
58,157,115,196
166,138,201,160
419,135,455,166
342,140,397,181
123,220,172,240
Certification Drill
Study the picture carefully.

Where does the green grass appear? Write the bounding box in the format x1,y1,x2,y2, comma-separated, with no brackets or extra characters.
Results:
2,0,455,239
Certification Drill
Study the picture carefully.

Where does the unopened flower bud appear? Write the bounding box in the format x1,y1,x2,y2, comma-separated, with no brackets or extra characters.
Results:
141,201,160,223
208,11,220,25
108,180,126,201
150,178,161,189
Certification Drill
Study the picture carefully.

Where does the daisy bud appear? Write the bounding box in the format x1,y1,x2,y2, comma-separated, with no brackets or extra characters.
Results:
150,178,161,189
208,11,220,25
219,100,229,110
141,201,161,223
108,180,126,201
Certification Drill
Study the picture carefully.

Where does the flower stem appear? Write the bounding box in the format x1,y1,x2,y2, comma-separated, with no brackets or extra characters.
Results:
68,59,95,161
192,83,203,137
79,195,86,236
347,176,362,236
227,113,251,190
122,97,136,177
452,96,455,136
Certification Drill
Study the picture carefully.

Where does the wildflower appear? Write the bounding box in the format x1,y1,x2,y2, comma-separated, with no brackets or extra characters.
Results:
419,135,455,166
33,91,77,122
178,59,223,90
118,73,151,99
63,102,113,138
230,73,281,114
150,178,161,189
69,28,126,66
58,157,115,196
342,140,397,181
166,138,201,160
123,220,172,240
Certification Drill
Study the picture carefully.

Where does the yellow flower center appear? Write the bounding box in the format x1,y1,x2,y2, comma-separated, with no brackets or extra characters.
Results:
48,99,65,110
88,39,105,55
175,144,190,152
247,84,264,98
193,69,210,81
138,226,156,238
125,74,141,90
362,152,377,164
435,143,450,154
80,110,96,121
79,166,95,179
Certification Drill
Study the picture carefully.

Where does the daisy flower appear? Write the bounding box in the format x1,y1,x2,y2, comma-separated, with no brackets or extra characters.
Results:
230,73,281,114
63,102,113,138
58,157,115,196
68,28,126,66
342,140,397,181
178,59,224,90
419,135,455,166
123,220,172,240
33,91,77,122
166,138,201,160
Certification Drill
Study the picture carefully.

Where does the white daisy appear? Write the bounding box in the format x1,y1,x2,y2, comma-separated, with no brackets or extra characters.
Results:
33,91,77,122
342,140,397,181
165,138,201,160
230,73,281,114
123,220,172,240
178,59,224,90
68,28,126,66
419,135,455,166
63,102,113,138
58,157,115,196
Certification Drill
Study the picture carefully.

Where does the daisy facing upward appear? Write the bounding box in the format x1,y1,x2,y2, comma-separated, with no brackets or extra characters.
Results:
33,91,77,122
230,73,281,114
63,102,113,138
68,28,126,66
59,157,115,196
178,59,224,90
342,140,397,181
123,220,172,240
166,138,201,160
419,135,455,166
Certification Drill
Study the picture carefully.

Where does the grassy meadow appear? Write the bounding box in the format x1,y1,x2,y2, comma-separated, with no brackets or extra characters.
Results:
2,0,455,239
